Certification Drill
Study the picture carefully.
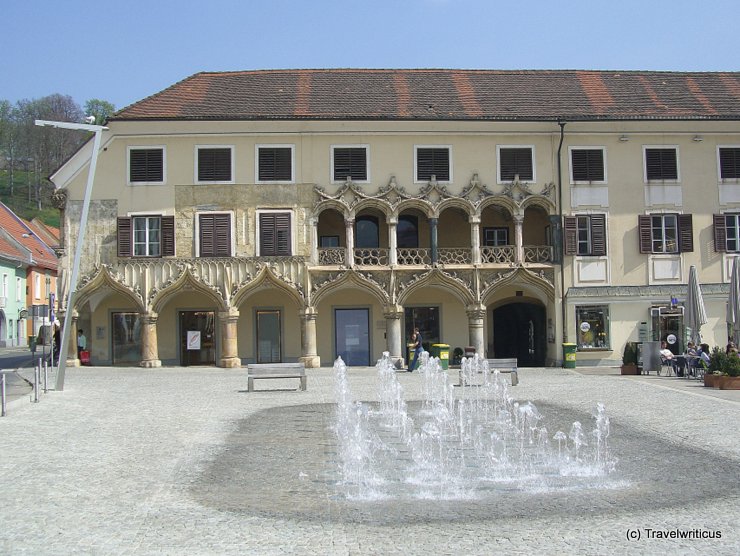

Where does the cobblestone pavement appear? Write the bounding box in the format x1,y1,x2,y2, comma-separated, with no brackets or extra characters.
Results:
1,365,738,555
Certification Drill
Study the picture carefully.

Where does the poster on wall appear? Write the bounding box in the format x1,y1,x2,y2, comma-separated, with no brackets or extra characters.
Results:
187,330,201,350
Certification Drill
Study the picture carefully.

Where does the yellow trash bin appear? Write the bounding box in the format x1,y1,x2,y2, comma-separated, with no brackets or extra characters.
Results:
563,343,577,368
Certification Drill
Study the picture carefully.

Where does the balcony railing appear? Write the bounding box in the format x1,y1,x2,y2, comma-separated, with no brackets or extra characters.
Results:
354,248,389,266
437,248,473,265
318,247,346,266
397,248,431,266
480,246,516,264
524,245,553,263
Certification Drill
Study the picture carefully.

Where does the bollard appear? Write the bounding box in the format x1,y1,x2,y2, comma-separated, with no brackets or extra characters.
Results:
1,372,6,417
34,364,40,403
43,360,49,394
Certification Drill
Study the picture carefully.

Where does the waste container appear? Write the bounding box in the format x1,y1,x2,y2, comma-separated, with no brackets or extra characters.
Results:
562,343,577,368
407,343,416,369
430,343,450,370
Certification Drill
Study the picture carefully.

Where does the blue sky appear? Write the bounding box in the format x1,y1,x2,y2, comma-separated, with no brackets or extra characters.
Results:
2,0,737,111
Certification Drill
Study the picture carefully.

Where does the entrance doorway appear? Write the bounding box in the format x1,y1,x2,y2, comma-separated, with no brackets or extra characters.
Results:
335,308,370,366
179,311,216,366
111,312,142,365
492,302,546,366
651,307,684,355
256,310,281,363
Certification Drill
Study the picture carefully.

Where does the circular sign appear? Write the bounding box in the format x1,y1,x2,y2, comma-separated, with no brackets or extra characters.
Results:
18,309,28,320
667,334,677,345
580,322,591,332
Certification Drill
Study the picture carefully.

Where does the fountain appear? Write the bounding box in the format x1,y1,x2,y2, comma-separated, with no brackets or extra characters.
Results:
333,352,618,501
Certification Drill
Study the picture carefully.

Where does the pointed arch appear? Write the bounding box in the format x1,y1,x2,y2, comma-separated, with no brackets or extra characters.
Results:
480,267,555,305
397,268,476,306
150,266,226,314
476,195,519,217
231,265,304,309
311,270,390,307
313,199,349,219
395,198,434,219
74,265,145,313
436,197,475,219
351,198,393,220
520,194,556,214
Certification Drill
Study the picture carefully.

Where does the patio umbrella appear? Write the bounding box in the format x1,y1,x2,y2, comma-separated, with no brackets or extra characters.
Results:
684,265,707,346
727,257,740,346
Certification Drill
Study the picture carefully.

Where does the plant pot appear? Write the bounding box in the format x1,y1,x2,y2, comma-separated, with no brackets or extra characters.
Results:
718,376,740,390
620,364,640,375
704,374,722,388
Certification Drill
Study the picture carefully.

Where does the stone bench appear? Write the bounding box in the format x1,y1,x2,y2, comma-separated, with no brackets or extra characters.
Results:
246,362,307,392
459,357,519,386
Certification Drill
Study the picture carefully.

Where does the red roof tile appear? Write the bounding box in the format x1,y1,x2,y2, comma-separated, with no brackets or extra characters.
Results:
0,203,57,270
112,69,740,122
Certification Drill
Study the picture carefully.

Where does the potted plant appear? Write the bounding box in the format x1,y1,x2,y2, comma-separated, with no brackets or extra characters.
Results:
719,353,740,389
705,347,725,388
620,341,640,375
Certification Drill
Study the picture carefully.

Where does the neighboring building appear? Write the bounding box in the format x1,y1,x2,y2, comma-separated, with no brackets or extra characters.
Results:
49,69,740,368
0,202,58,346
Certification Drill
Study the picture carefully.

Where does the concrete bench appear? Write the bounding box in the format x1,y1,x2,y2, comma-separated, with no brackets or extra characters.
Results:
246,362,306,392
459,358,519,387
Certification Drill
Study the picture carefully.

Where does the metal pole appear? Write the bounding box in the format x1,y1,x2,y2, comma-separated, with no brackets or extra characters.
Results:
1,372,6,417
43,360,48,393
34,362,40,403
52,126,105,391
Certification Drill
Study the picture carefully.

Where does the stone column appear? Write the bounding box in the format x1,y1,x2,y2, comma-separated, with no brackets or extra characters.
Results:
514,214,524,264
430,217,438,265
299,307,320,368
388,218,398,266
140,312,162,368
66,312,80,367
310,217,319,265
218,308,240,368
384,306,404,368
467,305,487,357
345,219,355,268
470,216,481,265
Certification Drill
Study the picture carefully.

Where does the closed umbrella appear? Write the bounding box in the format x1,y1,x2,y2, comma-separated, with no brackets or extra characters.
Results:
727,257,740,346
684,265,707,346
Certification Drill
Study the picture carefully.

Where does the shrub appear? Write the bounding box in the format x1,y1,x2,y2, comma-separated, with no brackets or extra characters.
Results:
708,346,726,375
622,341,638,366
723,353,740,377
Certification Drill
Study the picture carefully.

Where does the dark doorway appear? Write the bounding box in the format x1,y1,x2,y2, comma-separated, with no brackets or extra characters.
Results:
335,308,370,366
492,302,546,367
179,311,216,366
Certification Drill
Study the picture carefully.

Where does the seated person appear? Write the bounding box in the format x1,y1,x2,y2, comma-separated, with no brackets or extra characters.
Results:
699,343,711,365
686,342,698,356
659,341,676,372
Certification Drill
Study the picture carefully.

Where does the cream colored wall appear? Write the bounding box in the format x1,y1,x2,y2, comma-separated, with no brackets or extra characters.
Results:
235,289,302,363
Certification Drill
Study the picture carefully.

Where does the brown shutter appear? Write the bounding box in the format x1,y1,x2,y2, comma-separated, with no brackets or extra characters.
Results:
199,214,215,257
679,214,694,252
260,213,291,256
638,215,652,253
590,214,607,256
275,213,291,255
563,216,577,255
117,217,132,257
714,214,727,252
161,216,175,256
214,214,231,257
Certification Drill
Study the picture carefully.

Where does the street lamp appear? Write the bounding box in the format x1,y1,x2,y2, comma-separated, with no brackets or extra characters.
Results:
35,119,108,391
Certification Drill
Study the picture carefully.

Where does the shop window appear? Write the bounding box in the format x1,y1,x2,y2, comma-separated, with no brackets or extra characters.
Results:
576,306,609,350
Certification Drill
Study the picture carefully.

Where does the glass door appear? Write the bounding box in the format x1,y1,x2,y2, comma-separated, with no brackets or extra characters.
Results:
256,310,281,363
335,308,370,366
179,311,216,366
112,312,142,365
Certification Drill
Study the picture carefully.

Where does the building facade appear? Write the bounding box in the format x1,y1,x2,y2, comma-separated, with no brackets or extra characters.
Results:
49,69,740,367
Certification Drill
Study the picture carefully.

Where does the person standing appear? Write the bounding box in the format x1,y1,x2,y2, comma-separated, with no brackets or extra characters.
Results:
77,329,87,358
409,327,422,372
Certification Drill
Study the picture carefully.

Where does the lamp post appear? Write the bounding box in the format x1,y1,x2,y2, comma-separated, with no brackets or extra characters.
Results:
35,119,108,391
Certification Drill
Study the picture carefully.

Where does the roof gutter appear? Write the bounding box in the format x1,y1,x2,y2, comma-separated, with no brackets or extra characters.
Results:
557,118,567,346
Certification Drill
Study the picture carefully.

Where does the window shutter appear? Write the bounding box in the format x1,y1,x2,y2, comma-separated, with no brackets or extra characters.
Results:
161,216,175,256
130,149,163,182
333,148,367,181
214,214,231,257
275,213,291,255
713,214,727,252
719,148,740,180
258,148,292,181
590,214,607,256
260,214,276,256
499,148,533,181
417,148,449,181
199,214,215,257
638,215,652,253
117,217,132,257
198,148,231,181
260,213,291,256
678,214,694,252
563,216,577,255
645,148,678,180
571,149,604,182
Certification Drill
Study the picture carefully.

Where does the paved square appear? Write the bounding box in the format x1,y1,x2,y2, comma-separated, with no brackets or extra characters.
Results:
1,366,738,555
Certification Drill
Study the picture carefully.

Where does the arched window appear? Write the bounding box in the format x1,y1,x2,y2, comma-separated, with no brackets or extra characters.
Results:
397,215,419,248
355,215,379,248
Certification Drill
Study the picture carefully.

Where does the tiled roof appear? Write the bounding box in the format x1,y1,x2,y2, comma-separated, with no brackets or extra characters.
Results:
112,69,740,122
0,234,29,265
0,203,57,270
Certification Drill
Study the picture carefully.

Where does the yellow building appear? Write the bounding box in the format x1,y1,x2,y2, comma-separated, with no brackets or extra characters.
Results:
50,69,740,368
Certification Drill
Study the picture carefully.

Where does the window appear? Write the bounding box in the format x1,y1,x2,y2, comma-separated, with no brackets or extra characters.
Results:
34,274,41,299
397,215,419,248
355,215,379,248
332,146,368,182
1,274,7,298
196,146,233,183
576,306,610,350
257,146,293,182
198,213,232,257
564,215,606,256
117,215,175,257
128,147,165,184
498,146,534,182
415,146,450,182
644,147,678,181
259,212,292,256
16,277,22,302
713,213,740,252
404,306,440,349
719,147,740,180
570,148,605,183
320,236,340,247
638,214,693,254
483,227,509,246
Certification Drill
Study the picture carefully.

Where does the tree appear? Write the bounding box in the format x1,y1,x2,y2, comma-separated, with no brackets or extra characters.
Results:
84,99,116,125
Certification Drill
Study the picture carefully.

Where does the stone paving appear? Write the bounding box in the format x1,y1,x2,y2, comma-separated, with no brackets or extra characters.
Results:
1,364,739,555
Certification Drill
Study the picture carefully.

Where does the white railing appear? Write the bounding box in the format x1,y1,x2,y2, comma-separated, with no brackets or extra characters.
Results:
397,248,431,266
524,245,553,263
354,248,389,266
437,248,472,265
318,248,346,266
481,246,515,264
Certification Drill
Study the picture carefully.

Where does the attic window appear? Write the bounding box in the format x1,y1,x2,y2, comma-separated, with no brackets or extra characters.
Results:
128,147,165,184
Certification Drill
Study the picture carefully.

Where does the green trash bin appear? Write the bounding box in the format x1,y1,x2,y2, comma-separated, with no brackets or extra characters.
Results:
430,343,450,370
563,343,577,368
407,343,416,369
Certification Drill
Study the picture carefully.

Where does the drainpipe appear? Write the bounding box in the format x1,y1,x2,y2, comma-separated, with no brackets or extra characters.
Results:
557,118,567,347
